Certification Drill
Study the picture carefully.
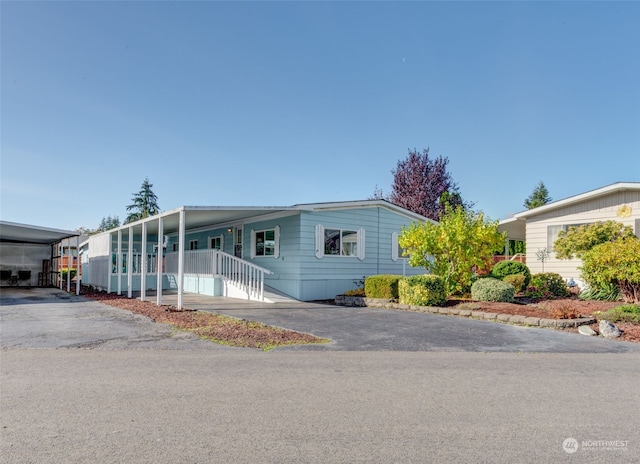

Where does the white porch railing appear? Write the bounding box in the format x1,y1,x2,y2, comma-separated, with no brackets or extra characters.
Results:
164,249,273,301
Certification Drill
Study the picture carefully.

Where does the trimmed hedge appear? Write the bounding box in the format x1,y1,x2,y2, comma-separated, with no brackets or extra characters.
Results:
471,277,515,302
365,275,403,299
398,275,446,307
491,261,531,288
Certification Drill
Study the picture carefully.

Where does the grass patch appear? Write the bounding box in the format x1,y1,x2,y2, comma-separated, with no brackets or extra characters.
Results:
594,304,640,324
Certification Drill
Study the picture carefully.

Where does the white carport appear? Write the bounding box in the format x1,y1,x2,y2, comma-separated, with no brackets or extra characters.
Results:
104,206,298,309
0,221,80,289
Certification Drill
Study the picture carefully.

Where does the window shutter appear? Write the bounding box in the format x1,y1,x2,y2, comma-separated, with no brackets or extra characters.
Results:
274,226,280,258
357,228,365,261
250,229,256,259
315,224,324,259
219,234,224,251
391,232,399,261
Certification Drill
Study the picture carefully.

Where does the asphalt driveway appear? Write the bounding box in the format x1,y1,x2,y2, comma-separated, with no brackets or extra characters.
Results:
210,301,640,353
2,287,639,353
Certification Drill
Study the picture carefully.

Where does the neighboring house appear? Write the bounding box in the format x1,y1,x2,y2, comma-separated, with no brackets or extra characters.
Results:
499,182,640,285
80,200,429,307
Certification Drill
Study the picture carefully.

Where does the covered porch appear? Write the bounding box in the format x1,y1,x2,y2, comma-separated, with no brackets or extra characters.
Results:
90,205,298,309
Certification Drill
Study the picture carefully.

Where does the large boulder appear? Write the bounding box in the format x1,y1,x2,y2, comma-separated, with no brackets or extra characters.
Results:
599,320,621,339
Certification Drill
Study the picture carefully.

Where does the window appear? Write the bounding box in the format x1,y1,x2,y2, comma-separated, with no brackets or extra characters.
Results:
391,232,407,261
189,240,198,250
209,235,223,250
315,225,365,260
172,243,178,252
547,223,588,251
324,228,358,256
250,226,280,258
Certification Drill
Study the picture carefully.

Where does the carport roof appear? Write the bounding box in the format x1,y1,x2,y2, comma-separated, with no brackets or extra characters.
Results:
0,221,79,245
103,200,428,236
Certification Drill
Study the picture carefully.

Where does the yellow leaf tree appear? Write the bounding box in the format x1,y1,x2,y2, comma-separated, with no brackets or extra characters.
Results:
399,206,505,296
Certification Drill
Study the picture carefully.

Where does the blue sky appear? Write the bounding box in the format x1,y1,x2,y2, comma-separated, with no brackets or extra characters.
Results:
2,1,639,231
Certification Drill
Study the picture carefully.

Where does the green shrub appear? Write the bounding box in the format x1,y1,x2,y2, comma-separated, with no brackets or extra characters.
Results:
579,282,621,301
365,275,403,299
471,277,515,302
594,304,640,323
503,274,526,293
60,268,77,280
343,288,365,297
398,274,446,307
580,238,640,303
525,273,568,298
491,261,531,288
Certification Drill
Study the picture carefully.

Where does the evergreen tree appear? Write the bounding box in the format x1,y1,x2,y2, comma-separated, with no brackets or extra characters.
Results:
125,178,160,224
97,215,121,232
524,181,552,209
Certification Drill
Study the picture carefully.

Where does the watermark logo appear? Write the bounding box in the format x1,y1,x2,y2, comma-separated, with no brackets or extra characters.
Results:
563,437,629,453
563,438,579,454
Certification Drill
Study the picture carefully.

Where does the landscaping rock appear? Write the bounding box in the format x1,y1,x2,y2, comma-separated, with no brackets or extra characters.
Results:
483,312,498,320
508,315,526,324
458,309,472,317
578,325,597,336
523,317,541,326
497,314,511,322
539,319,557,328
599,320,621,339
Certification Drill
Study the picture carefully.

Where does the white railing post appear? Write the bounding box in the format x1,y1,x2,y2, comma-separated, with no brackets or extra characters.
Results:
170,248,272,301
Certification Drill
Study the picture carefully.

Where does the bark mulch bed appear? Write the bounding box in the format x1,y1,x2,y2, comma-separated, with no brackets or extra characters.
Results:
451,297,640,343
83,290,328,350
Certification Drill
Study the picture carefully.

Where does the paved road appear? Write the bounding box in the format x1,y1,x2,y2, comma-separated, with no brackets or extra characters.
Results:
2,288,639,463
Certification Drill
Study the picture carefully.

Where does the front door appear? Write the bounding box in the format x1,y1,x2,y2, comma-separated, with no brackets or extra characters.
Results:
234,226,243,258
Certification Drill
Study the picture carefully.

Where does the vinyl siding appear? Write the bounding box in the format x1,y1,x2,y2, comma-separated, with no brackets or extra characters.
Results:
525,190,640,280
142,205,427,300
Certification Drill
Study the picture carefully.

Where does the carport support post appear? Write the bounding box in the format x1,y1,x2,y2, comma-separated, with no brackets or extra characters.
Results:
127,226,133,299
177,209,185,310
67,241,72,292
76,235,80,296
140,222,147,302
156,217,163,307
117,229,122,295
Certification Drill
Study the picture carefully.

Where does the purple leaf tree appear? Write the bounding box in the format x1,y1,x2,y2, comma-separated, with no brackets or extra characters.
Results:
389,148,464,221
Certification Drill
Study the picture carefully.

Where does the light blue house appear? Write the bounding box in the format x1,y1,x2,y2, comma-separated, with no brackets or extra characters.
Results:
81,200,429,308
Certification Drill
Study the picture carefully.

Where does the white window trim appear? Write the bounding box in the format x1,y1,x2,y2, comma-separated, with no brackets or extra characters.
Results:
250,226,280,258
208,234,224,250
189,239,199,250
392,232,408,261
315,224,365,260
